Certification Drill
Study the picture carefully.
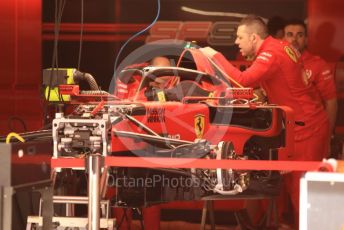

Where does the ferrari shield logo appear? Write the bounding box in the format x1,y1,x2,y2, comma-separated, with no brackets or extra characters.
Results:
194,114,205,139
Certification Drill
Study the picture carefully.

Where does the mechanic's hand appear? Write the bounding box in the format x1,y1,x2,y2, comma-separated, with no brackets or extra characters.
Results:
253,88,268,104
199,47,218,57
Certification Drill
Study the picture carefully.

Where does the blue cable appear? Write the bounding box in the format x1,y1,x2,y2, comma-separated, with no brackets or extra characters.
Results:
113,0,161,78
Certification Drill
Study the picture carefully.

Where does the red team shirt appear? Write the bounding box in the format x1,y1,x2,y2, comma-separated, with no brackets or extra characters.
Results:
301,50,337,103
212,36,328,141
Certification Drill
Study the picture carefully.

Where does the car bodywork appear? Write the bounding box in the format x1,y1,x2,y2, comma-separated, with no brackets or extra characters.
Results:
51,48,294,207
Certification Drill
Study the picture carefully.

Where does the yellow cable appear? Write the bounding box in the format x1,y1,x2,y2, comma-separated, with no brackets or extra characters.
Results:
6,132,25,144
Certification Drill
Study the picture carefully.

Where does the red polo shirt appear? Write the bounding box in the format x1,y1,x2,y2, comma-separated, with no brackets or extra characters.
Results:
301,50,337,103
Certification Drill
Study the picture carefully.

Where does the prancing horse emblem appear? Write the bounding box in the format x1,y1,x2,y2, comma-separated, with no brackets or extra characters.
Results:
194,114,205,139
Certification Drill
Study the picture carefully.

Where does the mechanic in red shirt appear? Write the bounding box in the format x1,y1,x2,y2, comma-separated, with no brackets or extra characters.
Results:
284,19,338,137
200,15,329,229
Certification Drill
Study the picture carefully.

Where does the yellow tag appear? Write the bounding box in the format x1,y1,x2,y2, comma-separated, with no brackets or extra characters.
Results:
157,91,166,102
66,68,75,84
207,92,214,102
284,46,298,63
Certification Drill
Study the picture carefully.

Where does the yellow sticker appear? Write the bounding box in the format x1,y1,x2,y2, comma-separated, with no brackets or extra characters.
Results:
207,92,215,102
194,114,205,139
284,46,298,63
157,91,166,102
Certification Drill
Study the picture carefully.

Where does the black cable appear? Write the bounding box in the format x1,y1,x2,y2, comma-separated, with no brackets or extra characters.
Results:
7,116,27,132
25,134,53,142
77,0,84,70
44,0,66,124
0,130,52,142
73,70,100,90
43,0,59,119
53,0,66,70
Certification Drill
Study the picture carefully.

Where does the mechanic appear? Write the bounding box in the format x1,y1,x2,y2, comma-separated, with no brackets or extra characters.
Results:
236,16,286,103
200,15,329,229
254,16,284,102
281,18,338,228
284,18,337,139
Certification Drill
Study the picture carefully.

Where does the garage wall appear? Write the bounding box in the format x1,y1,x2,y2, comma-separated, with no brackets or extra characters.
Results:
307,0,344,133
0,0,42,135
307,0,344,62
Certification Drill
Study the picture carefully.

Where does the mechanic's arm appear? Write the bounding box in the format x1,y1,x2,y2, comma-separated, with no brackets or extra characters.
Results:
200,47,276,87
313,61,338,133
325,98,338,134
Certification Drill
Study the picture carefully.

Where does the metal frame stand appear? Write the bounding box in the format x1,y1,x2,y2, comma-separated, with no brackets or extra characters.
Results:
88,154,102,230
200,195,278,230
27,154,116,229
0,186,13,230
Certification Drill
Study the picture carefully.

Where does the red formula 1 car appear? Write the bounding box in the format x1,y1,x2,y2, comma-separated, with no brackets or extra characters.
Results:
50,47,295,207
